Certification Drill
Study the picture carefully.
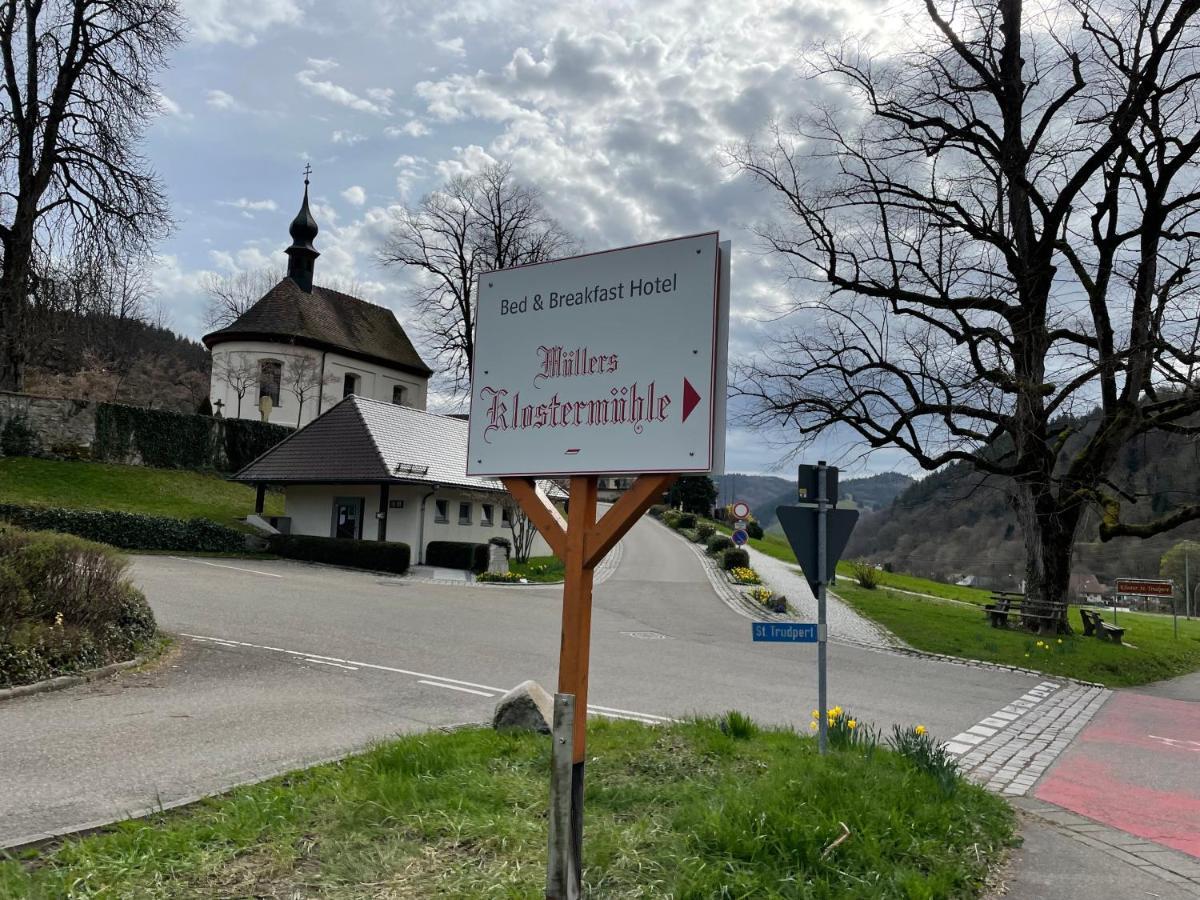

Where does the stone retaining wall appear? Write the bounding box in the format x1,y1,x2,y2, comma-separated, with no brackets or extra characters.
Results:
0,392,98,458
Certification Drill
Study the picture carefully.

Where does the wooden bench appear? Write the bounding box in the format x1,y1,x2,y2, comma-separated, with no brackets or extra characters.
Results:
984,592,1067,633
1079,608,1124,644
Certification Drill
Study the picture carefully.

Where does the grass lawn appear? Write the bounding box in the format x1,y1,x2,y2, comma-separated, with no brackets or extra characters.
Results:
0,717,1014,899
0,457,282,529
835,581,1200,687
510,554,565,582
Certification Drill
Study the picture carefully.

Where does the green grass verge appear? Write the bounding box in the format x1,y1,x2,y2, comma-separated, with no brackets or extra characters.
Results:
510,554,565,582
834,582,1200,686
0,717,1014,899
0,457,282,530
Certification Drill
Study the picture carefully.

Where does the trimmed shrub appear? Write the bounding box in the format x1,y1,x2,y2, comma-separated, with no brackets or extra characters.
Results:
706,534,733,555
268,534,411,574
426,540,489,573
722,547,751,570
93,402,292,473
747,521,764,540
676,513,697,530
662,510,682,529
696,523,715,541
647,504,669,519
0,504,244,552
1,417,37,457
0,526,158,688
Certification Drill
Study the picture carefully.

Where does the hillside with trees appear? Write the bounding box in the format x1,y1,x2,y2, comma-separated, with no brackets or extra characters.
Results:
848,417,1200,590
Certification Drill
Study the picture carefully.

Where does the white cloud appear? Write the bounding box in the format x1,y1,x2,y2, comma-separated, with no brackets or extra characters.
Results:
219,198,279,214
332,129,366,145
341,185,367,205
305,56,338,73
205,89,246,112
183,0,302,46
296,66,393,116
155,92,191,119
435,36,466,57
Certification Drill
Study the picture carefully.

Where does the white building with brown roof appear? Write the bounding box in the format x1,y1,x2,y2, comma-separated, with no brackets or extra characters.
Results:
203,177,432,427
235,395,562,562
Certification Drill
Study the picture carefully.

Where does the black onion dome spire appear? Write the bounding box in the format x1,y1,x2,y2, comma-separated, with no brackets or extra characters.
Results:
285,164,320,292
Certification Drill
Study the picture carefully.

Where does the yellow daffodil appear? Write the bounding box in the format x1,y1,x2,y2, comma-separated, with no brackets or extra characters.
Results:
809,721,818,730
1057,639,1063,644
812,710,819,719
915,725,927,736
847,719,857,730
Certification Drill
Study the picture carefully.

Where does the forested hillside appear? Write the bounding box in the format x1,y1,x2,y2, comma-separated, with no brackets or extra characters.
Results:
847,422,1200,589
716,471,914,530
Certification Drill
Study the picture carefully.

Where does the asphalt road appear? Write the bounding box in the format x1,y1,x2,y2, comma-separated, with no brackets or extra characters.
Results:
0,516,1042,848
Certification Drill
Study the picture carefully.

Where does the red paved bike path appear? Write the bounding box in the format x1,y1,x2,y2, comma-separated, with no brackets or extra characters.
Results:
1035,691,1200,858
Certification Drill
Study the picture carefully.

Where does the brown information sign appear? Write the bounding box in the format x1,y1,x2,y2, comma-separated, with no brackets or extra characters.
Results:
1115,578,1174,597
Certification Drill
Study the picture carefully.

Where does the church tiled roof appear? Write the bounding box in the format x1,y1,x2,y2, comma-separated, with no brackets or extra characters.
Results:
203,277,432,376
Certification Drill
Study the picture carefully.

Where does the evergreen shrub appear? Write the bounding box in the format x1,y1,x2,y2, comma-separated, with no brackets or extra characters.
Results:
706,534,733,555
269,534,411,574
722,548,751,570
0,504,244,552
425,540,489,573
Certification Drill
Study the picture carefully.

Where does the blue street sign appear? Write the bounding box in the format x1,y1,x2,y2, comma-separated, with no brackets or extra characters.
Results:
732,528,749,546
752,622,819,643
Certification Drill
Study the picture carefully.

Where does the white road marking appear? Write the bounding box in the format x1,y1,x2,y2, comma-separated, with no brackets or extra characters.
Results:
179,632,673,725
304,658,359,671
170,557,282,578
417,680,495,697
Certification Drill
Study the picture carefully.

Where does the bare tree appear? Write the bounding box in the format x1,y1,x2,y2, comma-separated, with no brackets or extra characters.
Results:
378,162,578,391
201,267,284,330
734,0,1200,629
211,351,258,417
282,355,335,427
0,0,182,390
506,504,538,564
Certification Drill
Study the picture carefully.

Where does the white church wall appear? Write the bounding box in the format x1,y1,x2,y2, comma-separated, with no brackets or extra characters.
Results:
210,342,428,429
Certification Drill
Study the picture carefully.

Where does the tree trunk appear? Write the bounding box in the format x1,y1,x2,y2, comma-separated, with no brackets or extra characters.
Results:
1014,481,1079,633
0,224,34,392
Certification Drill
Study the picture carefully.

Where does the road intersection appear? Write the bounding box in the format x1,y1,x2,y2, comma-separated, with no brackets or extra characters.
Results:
1,514,1197,895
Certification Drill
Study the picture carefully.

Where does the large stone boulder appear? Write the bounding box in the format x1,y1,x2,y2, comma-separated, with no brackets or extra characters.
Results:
493,679,554,734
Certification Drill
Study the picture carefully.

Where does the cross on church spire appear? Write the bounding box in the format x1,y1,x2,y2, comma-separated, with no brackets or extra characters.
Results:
303,162,312,185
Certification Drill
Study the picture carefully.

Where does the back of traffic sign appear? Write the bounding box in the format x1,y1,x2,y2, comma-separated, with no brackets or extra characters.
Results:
776,505,860,594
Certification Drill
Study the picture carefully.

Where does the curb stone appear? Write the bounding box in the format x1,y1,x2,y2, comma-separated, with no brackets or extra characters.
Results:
0,655,149,704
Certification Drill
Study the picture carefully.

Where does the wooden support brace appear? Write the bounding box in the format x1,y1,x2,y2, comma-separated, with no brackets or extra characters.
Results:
501,477,568,560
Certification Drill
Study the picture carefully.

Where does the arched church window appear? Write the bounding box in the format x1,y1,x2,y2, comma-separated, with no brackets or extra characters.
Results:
259,359,282,406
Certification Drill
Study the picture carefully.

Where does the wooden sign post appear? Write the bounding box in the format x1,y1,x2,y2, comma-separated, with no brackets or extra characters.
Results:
504,472,676,898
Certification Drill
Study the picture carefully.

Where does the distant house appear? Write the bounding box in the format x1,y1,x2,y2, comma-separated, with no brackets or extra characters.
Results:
204,176,432,427
234,395,562,563
1070,572,1112,605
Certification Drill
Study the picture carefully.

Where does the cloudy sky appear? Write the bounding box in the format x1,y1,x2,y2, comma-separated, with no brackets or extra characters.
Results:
149,0,908,477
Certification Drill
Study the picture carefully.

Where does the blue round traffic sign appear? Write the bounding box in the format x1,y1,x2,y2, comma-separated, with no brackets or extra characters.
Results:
732,529,749,546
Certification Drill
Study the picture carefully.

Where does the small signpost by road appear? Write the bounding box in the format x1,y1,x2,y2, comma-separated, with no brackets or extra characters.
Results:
1116,578,1177,636
470,233,730,900
773,462,859,754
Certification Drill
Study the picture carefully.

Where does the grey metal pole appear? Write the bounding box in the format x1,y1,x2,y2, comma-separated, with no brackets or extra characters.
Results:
817,460,828,755
1188,553,1192,620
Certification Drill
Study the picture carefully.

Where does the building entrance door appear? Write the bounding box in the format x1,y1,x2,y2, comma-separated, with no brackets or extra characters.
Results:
331,497,364,539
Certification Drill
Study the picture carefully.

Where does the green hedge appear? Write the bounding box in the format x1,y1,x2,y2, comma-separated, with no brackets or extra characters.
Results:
93,403,292,473
722,547,751,570
0,504,244,552
426,540,489,573
676,513,697,530
707,534,734,555
268,534,411,574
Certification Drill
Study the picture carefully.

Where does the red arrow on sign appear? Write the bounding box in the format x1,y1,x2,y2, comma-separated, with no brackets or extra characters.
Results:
682,378,701,422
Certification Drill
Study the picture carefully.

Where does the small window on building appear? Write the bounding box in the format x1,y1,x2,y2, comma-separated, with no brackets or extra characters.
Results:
458,502,472,525
481,503,494,526
392,385,407,406
343,372,359,398
434,499,449,523
259,359,282,407
501,506,513,527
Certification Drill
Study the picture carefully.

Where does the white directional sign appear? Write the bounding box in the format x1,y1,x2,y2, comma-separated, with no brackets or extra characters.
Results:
467,233,729,477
